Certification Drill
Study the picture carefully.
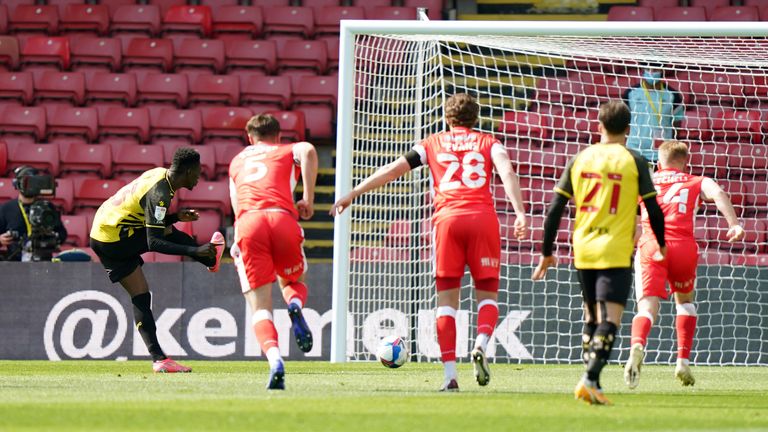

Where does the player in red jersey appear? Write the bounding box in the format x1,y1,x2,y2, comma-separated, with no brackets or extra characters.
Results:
229,114,318,390
625,140,745,389
331,93,527,391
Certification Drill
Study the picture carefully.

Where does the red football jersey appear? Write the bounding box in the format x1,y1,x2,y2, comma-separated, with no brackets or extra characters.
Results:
640,168,704,242
413,127,502,220
229,142,300,219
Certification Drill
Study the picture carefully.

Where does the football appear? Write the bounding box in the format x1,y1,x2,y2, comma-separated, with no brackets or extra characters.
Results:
376,335,408,368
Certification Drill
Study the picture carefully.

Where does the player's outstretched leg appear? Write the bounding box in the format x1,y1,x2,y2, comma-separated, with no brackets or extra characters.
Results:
624,342,645,390
578,320,617,405
207,231,226,273
283,282,313,353
437,305,459,392
252,309,286,390
471,298,497,386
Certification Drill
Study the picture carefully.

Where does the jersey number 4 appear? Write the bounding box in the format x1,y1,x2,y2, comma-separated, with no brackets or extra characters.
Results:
437,152,486,191
661,183,689,214
581,171,622,214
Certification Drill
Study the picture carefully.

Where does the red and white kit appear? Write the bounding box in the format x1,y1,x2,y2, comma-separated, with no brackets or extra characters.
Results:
636,168,704,299
412,126,505,288
229,142,306,291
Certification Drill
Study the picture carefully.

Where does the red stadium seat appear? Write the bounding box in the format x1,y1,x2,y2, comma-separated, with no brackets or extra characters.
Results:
111,5,161,37
266,110,306,142
85,72,137,107
303,0,340,9
224,39,277,76
0,36,20,71
680,70,745,106
74,178,126,209
97,106,150,143
214,143,242,178
0,106,45,141
150,108,202,144
251,0,290,5
149,0,186,16
46,106,98,143
366,6,418,20
33,71,85,106
688,143,727,178
732,254,768,266
512,148,566,177
262,6,314,38
200,0,240,7
324,36,339,73
677,109,712,142
711,109,764,143
123,38,173,73
188,74,239,107
690,0,729,15
742,179,768,212
498,111,550,141
47,0,85,13
174,38,225,75
351,0,391,14
61,213,88,247
519,176,557,214
137,73,188,108
50,176,73,213
111,143,164,176
0,140,6,175
190,210,221,243
710,5,759,20
9,5,59,34
21,36,70,70
58,142,112,178
177,180,231,216
546,107,599,143
582,72,634,102
0,5,8,35
7,142,60,175
70,37,121,73
162,5,213,38
200,106,252,145
60,4,109,36
212,6,262,39
638,0,678,12
277,39,328,75
404,0,444,20
292,75,337,140
240,75,291,112
654,6,707,20
0,177,16,201
535,76,588,108
607,6,654,20
0,72,33,105
314,6,364,36
726,143,768,178
99,0,135,15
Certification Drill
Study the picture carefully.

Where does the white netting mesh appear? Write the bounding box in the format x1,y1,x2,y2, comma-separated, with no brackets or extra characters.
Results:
342,33,767,365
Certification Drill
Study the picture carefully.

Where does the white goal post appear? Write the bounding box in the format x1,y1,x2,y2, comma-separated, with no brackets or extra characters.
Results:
331,21,768,365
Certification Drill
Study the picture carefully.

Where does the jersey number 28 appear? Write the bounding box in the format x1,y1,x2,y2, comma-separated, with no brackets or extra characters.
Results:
437,152,486,191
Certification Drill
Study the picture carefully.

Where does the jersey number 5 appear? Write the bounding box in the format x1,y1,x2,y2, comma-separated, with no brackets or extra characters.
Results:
437,152,486,191
581,171,622,214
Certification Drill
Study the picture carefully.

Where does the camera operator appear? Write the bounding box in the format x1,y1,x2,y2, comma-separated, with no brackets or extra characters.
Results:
0,166,67,261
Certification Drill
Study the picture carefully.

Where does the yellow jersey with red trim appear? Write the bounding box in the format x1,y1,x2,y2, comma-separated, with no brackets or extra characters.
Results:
554,143,656,269
90,167,175,243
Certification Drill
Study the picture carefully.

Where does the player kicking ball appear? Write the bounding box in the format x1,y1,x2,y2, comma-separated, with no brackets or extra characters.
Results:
228,114,318,390
89,148,225,373
625,140,745,389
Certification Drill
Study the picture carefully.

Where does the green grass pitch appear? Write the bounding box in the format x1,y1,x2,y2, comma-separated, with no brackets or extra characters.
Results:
1,361,766,431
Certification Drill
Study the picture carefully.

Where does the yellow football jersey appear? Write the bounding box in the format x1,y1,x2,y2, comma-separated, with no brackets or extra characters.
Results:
90,167,175,243
554,143,656,269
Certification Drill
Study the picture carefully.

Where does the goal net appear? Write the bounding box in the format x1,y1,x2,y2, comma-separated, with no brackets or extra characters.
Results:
331,21,768,366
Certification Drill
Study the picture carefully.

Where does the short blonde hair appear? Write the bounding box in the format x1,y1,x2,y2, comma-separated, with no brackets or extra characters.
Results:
658,140,689,166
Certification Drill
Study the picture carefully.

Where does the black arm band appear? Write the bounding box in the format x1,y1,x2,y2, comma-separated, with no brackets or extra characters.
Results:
164,213,180,226
146,227,197,256
643,196,666,248
542,193,568,257
403,150,423,169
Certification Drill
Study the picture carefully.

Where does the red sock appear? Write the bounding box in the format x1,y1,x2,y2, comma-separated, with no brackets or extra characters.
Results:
252,314,279,352
477,300,499,336
436,308,456,363
676,314,697,360
630,312,653,347
282,282,308,307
